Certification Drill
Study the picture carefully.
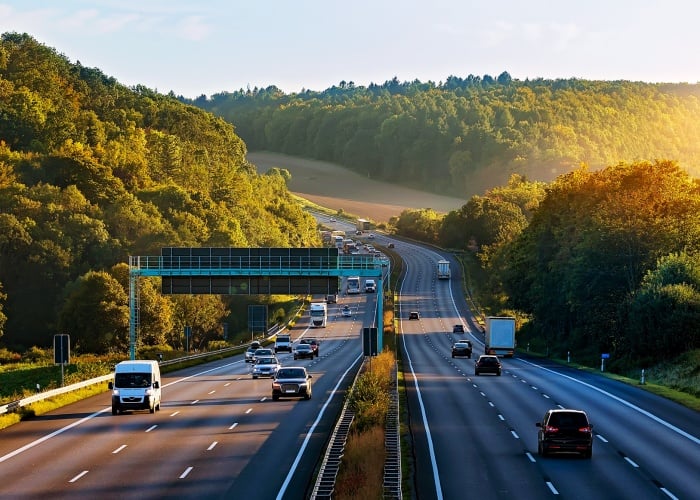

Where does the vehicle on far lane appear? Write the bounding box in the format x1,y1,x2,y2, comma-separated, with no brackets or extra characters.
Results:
408,311,420,320
299,338,320,357
341,305,352,317
453,324,465,334
245,341,262,362
294,343,315,360
253,348,274,363
251,356,281,379
451,341,472,358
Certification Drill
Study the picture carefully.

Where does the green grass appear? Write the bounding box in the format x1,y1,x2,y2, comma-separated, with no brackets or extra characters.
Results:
521,348,700,412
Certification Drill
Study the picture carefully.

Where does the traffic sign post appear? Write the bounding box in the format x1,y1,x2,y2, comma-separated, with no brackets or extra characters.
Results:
184,326,191,353
362,327,378,357
601,353,610,372
53,334,70,387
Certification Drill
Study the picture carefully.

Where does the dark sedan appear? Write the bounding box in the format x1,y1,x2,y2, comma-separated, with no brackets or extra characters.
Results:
474,355,502,375
272,367,312,400
451,341,472,358
294,343,315,360
300,338,320,356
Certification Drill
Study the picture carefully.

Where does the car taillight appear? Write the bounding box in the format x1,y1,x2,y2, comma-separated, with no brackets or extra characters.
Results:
545,425,558,433
579,426,592,433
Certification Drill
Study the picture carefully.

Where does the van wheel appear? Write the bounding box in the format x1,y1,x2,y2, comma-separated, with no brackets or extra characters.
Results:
112,407,118,415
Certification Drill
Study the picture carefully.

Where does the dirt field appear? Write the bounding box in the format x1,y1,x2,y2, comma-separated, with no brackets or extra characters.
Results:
247,152,466,222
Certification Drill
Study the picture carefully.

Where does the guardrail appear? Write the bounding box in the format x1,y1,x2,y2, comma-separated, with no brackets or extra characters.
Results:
0,322,288,416
310,358,364,499
0,373,114,416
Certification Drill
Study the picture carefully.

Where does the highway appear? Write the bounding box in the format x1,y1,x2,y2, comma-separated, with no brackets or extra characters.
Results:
2,215,698,499
396,239,700,499
0,291,374,499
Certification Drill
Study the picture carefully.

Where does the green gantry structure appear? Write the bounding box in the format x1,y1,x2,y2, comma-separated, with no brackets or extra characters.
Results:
128,247,385,360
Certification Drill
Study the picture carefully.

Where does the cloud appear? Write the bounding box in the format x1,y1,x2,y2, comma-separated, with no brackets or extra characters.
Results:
177,15,211,41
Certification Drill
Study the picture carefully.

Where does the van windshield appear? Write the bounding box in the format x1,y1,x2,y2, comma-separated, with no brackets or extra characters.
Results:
115,373,152,388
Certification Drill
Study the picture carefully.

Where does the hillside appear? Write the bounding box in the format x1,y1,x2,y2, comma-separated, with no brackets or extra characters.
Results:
248,152,466,221
193,76,700,197
0,33,318,351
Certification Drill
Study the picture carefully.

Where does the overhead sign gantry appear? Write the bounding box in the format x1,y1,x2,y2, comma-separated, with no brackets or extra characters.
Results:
128,247,385,359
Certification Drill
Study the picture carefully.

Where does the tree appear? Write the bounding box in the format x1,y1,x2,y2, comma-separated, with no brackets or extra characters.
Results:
58,271,130,354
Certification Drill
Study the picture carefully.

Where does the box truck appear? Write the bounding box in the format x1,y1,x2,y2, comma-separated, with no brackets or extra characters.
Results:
109,360,162,414
309,302,327,327
485,316,516,357
437,260,451,280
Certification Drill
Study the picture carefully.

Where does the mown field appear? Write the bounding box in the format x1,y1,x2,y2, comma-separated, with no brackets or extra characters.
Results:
247,151,467,222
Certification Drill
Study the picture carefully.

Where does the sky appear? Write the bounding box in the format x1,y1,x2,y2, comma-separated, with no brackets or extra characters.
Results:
1,0,699,99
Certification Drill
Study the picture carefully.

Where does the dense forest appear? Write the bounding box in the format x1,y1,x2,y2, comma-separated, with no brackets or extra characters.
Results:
191,75,700,197
2,33,698,372
393,164,700,369
0,33,319,354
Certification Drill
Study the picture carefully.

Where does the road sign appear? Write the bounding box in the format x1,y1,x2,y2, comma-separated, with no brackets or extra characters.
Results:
362,327,377,356
601,353,610,359
53,334,70,364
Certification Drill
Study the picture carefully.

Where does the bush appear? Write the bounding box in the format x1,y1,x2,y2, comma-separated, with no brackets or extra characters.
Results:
22,346,51,363
0,348,21,364
138,344,173,361
347,351,395,432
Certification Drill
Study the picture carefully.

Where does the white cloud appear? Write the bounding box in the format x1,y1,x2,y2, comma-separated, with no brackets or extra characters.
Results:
177,15,211,41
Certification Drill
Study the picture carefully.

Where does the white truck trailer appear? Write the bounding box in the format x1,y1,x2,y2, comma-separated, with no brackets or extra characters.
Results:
309,302,327,327
484,316,516,357
437,260,451,280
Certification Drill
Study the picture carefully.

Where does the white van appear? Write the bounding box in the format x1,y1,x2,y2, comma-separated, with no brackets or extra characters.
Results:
109,360,162,415
365,279,377,293
275,333,292,353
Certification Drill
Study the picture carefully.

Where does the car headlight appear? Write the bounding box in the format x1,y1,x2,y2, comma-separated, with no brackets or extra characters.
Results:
112,389,120,396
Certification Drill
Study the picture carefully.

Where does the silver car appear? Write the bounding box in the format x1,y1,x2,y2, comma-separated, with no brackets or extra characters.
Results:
251,356,281,379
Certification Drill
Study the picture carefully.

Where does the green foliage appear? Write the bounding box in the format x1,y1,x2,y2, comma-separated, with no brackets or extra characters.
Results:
348,372,391,432
347,351,395,432
495,161,700,365
193,75,700,198
0,34,319,352
394,208,442,243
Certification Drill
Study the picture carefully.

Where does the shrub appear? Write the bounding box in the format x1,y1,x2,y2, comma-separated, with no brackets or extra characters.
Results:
0,348,21,364
22,346,51,363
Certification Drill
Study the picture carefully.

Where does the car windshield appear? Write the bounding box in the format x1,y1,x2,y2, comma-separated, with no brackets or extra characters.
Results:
114,373,151,388
549,412,588,427
258,358,276,364
278,369,305,379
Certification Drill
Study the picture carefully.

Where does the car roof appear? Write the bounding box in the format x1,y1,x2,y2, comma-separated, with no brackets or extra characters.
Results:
276,367,307,377
547,408,588,415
